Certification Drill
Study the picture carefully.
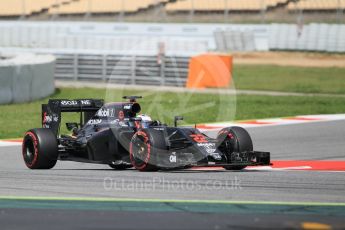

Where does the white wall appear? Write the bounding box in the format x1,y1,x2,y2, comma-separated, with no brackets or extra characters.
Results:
0,53,55,104
269,23,345,52
0,21,269,55
0,21,344,54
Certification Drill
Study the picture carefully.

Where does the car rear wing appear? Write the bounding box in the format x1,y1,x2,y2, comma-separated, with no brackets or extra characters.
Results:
42,99,104,136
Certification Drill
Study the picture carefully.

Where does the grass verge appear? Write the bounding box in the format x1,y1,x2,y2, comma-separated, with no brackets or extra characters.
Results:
233,65,345,94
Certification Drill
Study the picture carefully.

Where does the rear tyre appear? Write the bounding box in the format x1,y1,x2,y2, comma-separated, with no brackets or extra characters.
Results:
217,126,253,170
22,128,58,169
130,129,161,172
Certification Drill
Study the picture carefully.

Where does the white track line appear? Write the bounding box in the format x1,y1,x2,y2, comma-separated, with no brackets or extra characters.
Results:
199,114,345,131
0,141,22,147
245,166,313,171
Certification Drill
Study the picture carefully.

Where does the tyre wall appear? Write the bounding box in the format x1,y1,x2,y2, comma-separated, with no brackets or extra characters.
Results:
0,53,55,104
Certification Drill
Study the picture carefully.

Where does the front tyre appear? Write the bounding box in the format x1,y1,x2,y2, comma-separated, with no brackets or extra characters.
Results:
22,128,58,169
217,126,253,170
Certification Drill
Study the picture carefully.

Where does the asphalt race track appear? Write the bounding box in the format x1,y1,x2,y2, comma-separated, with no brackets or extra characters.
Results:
1,120,345,229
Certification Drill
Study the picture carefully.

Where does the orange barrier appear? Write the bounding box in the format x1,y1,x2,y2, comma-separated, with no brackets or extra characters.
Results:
186,54,232,89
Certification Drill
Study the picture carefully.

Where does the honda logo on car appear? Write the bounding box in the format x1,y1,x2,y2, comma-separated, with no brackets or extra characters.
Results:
61,100,78,106
88,119,102,125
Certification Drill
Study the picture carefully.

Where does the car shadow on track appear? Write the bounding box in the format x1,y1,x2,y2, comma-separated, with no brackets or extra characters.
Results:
52,168,265,173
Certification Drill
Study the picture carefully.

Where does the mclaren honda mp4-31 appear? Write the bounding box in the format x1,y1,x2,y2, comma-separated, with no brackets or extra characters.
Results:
22,96,270,171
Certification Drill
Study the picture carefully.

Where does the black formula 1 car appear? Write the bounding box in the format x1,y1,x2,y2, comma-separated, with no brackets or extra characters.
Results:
22,96,270,171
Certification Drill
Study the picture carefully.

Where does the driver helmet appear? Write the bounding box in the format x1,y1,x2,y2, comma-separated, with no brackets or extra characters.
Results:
137,114,152,128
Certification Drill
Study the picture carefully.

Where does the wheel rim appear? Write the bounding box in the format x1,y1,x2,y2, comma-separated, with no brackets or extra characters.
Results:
130,132,151,170
218,131,237,155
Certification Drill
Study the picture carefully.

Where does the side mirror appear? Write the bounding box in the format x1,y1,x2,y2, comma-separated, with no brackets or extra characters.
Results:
66,122,78,131
174,116,184,127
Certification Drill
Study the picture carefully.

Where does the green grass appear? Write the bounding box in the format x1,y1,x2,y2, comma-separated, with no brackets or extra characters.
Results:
235,95,345,120
233,65,345,94
1,87,345,139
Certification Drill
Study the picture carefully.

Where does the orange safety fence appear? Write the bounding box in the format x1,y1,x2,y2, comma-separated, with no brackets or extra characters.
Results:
186,54,232,89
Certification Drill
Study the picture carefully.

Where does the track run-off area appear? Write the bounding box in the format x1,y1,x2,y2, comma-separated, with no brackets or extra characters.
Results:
0,115,345,229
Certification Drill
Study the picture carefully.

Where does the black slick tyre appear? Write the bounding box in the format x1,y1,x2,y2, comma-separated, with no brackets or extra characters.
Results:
22,128,58,169
217,126,253,170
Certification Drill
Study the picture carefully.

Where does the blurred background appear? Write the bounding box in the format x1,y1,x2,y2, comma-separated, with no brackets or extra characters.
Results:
0,0,344,85
0,0,344,23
